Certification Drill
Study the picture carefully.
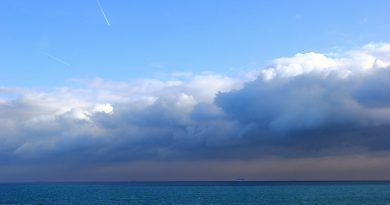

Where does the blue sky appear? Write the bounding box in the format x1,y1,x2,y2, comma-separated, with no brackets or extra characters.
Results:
1,0,390,87
2,1,390,181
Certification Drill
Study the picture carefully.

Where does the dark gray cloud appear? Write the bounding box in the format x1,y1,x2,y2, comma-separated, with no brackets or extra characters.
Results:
216,55,390,157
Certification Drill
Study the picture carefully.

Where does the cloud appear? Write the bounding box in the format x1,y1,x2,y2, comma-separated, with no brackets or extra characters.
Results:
1,43,390,179
0,73,242,164
93,103,114,114
216,43,390,156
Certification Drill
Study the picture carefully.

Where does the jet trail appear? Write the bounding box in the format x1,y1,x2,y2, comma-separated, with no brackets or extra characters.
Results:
96,0,110,26
44,52,71,67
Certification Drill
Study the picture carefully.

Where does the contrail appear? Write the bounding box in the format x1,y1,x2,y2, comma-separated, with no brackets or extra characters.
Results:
44,52,71,67
96,0,110,26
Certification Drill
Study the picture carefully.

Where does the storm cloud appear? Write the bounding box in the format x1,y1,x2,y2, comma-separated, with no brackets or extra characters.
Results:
1,43,390,180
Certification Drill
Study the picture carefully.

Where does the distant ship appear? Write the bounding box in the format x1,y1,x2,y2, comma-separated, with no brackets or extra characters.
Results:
234,178,248,182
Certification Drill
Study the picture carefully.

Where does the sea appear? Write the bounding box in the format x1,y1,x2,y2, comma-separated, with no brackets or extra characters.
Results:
0,181,390,205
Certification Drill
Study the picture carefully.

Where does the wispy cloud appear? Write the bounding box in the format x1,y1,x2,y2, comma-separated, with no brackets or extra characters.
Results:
96,0,111,26
43,52,71,67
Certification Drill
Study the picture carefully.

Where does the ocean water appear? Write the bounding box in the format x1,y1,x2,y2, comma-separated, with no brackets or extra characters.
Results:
0,181,390,205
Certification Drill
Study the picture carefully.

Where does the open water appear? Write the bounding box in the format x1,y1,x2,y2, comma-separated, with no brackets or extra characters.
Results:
0,181,390,204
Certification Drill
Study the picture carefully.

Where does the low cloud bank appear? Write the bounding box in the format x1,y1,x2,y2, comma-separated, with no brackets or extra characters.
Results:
1,43,390,166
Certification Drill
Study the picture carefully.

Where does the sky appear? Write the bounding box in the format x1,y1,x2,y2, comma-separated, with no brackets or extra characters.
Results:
1,0,390,181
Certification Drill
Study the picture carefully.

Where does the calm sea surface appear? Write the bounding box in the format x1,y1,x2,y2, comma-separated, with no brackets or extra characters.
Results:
0,181,390,205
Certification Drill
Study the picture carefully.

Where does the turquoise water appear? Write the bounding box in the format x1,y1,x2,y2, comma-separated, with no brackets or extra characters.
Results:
1,181,390,204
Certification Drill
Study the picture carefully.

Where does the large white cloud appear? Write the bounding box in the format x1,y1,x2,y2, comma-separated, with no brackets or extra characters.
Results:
0,73,242,162
260,43,390,80
1,43,390,165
